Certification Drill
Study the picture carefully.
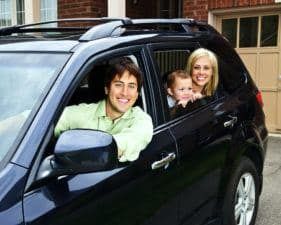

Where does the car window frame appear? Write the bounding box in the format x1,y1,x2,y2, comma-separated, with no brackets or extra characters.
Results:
200,35,248,94
54,46,156,125
24,45,156,192
147,41,227,123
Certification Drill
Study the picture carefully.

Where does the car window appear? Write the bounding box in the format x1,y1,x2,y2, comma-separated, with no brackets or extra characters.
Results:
68,54,145,110
153,49,189,119
52,54,150,164
154,50,190,76
153,47,230,121
153,48,211,120
216,53,246,94
203,37,247,94
0,53,69,163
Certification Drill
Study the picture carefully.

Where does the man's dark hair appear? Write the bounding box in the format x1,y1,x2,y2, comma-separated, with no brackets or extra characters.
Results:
105,57,143,91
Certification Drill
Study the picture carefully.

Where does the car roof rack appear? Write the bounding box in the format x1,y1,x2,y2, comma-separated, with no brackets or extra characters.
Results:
0,17,211,41
79,18,210,41
0,17,132,36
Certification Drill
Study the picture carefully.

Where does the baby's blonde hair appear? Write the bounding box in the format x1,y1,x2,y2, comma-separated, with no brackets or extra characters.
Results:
167,70,191,88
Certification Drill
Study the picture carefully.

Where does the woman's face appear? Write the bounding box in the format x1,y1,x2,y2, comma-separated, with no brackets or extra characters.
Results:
191,56,213,91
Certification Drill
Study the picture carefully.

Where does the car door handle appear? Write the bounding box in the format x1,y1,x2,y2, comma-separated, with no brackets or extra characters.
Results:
151,152,176,170
224,115,237,128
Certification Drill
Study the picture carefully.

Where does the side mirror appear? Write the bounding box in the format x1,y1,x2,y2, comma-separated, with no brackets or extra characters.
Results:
36,129,118,181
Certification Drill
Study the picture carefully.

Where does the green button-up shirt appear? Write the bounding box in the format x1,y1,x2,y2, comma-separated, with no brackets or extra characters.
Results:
54,100,153,162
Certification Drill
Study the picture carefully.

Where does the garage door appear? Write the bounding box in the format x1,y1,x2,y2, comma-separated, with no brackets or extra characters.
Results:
217,12,281,133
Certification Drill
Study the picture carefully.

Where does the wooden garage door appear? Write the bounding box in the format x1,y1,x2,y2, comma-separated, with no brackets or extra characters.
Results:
218,13,281,133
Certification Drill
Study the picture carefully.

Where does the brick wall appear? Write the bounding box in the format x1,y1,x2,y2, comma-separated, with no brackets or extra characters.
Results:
58,0,107,19
209,0,274,9
57,0,276,21
183,0,275,21
183,0,208,21
126,0,157,18
58,0,157,19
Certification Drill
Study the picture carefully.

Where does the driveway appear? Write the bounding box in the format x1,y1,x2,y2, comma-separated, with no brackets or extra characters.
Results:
256,136,281,225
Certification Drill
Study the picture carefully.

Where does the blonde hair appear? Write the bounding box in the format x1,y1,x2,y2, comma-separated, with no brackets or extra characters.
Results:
167,70,191,88
186,48,218,96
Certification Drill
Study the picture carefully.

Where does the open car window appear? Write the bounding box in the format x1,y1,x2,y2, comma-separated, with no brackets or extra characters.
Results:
152,47,224,121
50,54,151,165
68,54,145,110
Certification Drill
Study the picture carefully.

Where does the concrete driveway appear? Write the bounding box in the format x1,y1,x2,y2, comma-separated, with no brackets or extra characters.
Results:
256,136,281,225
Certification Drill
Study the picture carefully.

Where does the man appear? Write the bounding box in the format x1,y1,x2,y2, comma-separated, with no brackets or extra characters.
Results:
55,57,153,162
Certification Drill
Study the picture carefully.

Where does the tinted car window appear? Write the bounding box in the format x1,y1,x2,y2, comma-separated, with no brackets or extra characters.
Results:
203,36,247,93
0,53,69,162
217,56,246,94
154,50,190,75
153,49,192,119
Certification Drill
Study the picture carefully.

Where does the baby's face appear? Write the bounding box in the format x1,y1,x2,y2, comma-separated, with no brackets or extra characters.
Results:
168,77,193,101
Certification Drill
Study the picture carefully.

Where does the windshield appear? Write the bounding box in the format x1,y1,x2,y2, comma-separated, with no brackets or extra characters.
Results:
0,53,69,162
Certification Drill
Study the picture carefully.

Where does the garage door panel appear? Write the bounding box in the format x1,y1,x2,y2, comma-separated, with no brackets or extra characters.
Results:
262,91,277,131
239,53,257,82
278,92,281,131
238,52,280,132
259,53,279,89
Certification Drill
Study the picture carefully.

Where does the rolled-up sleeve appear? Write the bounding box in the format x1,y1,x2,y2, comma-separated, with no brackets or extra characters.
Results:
113,110,153,162
54,107,72,137
54,104,89,137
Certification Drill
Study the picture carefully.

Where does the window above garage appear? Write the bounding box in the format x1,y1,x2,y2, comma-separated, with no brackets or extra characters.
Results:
0,0,57,27
40,0,57,23
0,0,25,27
221,14,279,48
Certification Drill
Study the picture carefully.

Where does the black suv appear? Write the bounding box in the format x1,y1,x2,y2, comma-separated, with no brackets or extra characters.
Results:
0,18,267,225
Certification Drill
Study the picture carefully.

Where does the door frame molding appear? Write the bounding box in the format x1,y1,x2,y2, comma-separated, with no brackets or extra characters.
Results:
208,4,281,30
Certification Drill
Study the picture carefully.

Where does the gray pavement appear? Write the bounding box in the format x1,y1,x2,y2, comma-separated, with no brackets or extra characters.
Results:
256,135,281,225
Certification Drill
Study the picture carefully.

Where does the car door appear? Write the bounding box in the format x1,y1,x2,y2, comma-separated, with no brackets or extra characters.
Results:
22,46,181,225
168,98,234,225
148,42,237,225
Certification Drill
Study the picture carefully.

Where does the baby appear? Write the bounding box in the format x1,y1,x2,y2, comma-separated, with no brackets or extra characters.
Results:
166,70,202,108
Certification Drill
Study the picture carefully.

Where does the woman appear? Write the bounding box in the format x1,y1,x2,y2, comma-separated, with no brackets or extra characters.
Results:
186,48,219,97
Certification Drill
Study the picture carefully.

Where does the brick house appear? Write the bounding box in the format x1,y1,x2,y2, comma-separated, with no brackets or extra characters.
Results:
1,0,280,132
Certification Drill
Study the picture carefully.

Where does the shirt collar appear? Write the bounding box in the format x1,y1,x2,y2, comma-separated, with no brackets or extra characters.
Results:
167,95,176,108
96,99,133,120
121,107,133,119
96,99,107,117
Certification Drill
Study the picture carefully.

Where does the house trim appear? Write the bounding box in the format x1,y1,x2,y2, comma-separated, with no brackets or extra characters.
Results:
209,4,281,27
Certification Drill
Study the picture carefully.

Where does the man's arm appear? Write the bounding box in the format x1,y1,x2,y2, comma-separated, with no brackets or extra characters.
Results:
54,104,89,137
54,107,73,137
113,109,153,162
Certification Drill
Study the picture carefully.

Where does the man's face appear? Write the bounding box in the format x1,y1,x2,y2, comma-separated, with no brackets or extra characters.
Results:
105,70,139,119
